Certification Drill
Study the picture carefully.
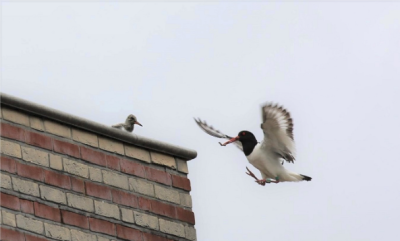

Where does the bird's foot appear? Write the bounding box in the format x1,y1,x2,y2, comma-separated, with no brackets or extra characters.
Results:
256,179,267,186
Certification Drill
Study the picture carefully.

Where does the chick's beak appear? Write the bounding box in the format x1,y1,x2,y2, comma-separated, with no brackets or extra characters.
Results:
219,136,239,146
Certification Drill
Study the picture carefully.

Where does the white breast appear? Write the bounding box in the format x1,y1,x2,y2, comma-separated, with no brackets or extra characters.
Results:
246,144,285,179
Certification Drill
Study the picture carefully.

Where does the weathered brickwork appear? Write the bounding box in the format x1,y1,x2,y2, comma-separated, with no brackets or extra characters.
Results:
1,105,196,241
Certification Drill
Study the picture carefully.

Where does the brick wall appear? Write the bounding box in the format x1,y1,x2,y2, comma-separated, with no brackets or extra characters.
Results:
0,102,196,241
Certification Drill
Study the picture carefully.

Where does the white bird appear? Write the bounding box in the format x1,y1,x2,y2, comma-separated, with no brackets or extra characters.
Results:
112,114,142,132
194,103,311,185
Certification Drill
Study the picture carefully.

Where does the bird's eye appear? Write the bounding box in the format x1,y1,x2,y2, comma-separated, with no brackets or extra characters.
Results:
242,132,246,136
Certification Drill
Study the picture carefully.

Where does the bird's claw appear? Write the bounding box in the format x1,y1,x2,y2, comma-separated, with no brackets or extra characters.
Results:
219,142,226,146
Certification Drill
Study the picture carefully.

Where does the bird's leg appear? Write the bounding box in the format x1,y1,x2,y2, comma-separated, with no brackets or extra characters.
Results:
246,167,268,186
269,176,280,184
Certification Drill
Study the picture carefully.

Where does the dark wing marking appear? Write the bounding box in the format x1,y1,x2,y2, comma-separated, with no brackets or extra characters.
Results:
261,103,296,163
261,103,294,140
194,118,243,151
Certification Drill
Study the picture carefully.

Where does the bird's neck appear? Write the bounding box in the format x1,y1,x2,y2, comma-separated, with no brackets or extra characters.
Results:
242,140,258,156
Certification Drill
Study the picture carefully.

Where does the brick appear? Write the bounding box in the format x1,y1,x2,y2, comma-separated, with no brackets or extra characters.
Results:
61,210,89,229
171,175,191,191
17,162,44,181
176,158,189,174
44,223,71,240
25,131,53,150
21,146,49,167
125,145,151,163
142,233,171,241
1,139,22,158
179,193,192,208
63,158,88,178
66,193,94,212
145,167,171,185
2,108,29,126
89,218,116,236
97,237,112,241
30,116,45,131
94,200,120,220
138,197,151,211
116,224,142,241
134,211,159,230
102,170,128,190
1,173,12,189
44,169,71,189
0,227,25,241
20,199,34,214
121,208,134,223
0,122,25,141
2,210,16,227
0,192,20,210
86,182,111,200
154,185,180,204
70,229,96,241
176,207,195,225
150,152,176,169
159,219,185,238
0,156,17,173
88,166,103,182
111,189,138,208
25,234,49,241
120,159,146,178
16,214,44,234
49,154,63,170
106,155,120,171
34,202,61,222
44,120,71,138
184,226,197,240
40,185,67,204
53,140,80,158
70,177,85,193
81,146,106,166
72,129,98,147
98,137,124,155
150,200,176,218
129,178,154,197
13,176,40,197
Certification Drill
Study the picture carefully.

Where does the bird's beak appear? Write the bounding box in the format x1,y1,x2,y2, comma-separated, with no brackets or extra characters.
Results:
135,121,143,127
219,136,239,146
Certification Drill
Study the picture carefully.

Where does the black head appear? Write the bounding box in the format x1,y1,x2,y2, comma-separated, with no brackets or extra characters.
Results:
237,131,258,156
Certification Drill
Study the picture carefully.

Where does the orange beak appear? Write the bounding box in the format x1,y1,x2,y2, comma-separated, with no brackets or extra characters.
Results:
219,136,239,146
135,121,143,127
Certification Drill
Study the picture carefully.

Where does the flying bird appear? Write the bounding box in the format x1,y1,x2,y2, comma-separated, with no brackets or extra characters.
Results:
112,114,142,132
194,103,311,185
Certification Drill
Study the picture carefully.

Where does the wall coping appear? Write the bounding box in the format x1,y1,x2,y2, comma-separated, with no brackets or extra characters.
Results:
0,92,197,160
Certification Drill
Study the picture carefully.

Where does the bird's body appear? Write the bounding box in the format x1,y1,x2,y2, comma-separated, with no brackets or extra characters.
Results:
194,102,311,185
112,114,142,133
247,143,305,182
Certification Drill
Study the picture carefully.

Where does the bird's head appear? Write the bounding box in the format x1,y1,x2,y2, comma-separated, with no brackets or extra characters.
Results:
220,131,257,146
126,114,143,127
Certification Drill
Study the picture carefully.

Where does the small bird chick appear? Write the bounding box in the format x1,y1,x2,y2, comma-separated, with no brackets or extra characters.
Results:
112,114,142,132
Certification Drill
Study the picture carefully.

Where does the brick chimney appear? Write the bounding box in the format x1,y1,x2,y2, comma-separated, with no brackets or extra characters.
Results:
0,93,197,241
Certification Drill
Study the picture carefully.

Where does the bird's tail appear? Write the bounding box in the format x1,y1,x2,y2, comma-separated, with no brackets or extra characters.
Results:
300,174,312,181
283,172,312,182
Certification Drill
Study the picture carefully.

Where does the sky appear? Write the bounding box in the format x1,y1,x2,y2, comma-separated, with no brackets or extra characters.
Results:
2,2,400,241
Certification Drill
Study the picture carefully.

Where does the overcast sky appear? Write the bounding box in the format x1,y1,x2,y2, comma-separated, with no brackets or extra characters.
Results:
2,2,400,241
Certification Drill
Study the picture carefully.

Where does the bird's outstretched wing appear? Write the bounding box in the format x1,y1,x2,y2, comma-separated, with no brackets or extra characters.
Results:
194,118,243,151
260,103,296,163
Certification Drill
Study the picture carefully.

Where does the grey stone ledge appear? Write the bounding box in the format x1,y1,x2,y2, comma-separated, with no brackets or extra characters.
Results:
1,92,197,160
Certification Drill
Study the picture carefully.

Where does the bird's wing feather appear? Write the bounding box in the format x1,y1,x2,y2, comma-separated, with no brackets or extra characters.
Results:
260,103,296,163
194,118,243,151
112,123,124,129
